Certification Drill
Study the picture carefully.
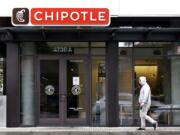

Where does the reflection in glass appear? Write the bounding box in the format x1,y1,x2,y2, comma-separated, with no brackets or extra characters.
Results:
118,48,133,126
40,60,59,118
92,57,106,126
133,42,180,126
67,59,86,119
134,58,169,125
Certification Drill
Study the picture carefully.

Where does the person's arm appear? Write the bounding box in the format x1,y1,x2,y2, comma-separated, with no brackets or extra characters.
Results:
141,86,149,106
139,88,145,108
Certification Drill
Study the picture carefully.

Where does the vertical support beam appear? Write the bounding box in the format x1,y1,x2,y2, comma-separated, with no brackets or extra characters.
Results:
21,42,35,126
105,41,119,127
6,42,20,127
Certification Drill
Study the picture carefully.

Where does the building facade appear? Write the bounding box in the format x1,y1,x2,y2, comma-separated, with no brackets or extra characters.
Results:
1,17,180,127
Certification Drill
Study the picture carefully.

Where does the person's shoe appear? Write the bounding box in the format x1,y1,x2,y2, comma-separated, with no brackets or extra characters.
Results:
137,127,146,130
153,122,158,130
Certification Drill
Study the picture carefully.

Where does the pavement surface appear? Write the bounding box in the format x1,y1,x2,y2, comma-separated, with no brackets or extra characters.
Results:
0,127,180,135
0,127,180,132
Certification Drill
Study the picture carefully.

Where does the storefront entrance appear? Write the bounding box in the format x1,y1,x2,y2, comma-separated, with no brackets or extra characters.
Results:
37,56,90,126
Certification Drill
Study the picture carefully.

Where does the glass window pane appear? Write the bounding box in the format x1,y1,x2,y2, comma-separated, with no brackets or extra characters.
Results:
92,57,106,126
118,47,133,126
66,59,86,119
133,42,180,126
40,60,59,118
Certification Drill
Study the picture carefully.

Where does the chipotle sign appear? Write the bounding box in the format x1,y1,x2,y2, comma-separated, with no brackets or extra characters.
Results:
12,8,110,26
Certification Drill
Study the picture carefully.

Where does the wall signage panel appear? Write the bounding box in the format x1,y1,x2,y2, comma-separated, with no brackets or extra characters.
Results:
12,8,110,26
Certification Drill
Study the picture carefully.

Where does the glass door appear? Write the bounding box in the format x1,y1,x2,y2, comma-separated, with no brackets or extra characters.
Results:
63,57,89,125
38,57,61,125
38,56,89,126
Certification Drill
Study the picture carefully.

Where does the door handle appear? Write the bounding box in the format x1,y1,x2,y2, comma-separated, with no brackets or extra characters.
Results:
68,107,84,111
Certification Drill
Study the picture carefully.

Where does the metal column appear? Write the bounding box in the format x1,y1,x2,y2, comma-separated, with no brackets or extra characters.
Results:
105,41,119,127
6,42,20,127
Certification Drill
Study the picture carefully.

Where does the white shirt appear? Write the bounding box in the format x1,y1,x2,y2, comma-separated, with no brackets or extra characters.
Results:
139,83,151,105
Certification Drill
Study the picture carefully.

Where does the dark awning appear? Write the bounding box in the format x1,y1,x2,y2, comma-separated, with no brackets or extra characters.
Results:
1,27,180,42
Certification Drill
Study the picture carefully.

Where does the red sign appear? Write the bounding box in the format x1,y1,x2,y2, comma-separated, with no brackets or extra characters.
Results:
31,8,110,26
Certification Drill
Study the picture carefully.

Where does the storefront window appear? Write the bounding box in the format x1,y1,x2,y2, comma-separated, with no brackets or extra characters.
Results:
118,43,133,126
168,43,180,125
91,42,106,126
133,42,172,126
118,42,180,126
18,41,180,126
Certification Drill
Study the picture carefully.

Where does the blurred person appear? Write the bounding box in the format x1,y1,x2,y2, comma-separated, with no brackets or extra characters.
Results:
137,76,158,131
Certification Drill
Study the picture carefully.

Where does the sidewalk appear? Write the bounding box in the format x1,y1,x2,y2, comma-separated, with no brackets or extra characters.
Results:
0,127,180,135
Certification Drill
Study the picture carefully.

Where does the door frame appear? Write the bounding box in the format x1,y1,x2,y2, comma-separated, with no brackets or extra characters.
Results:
36,55,91,126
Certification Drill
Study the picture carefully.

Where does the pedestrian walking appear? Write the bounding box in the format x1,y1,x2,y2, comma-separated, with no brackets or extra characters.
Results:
137,76,158,130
